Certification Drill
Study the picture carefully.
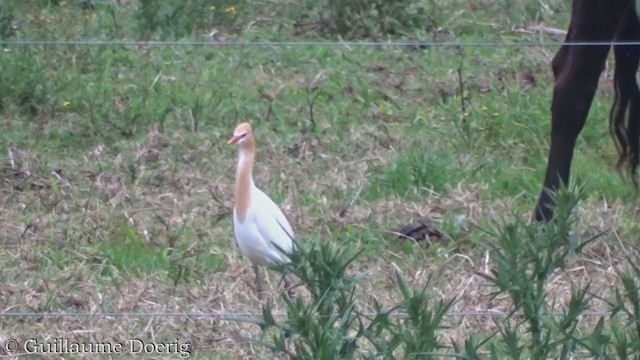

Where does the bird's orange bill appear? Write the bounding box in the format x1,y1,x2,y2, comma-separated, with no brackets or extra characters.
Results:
228,135,241,144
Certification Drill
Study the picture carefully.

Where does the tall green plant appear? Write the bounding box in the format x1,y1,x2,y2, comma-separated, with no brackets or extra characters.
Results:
324,0,432,38
258,240,364,359
607,258,640,358
134,0,239,39
259,237,458,359
478,184,606,358
0,49,51,115
0,0,18,40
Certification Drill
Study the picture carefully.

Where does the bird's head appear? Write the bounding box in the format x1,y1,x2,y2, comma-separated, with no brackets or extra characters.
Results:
228,122,254,149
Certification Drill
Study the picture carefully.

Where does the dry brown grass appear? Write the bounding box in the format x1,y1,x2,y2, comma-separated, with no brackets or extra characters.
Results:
2,121,637,359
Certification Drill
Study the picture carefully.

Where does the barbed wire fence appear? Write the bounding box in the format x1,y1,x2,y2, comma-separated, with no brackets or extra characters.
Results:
0,310,622,320
3,39,640,47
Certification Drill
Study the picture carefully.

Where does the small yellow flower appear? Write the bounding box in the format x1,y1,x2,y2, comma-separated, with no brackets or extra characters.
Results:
225,6,236,16
209,5,216,11
63,101,71,108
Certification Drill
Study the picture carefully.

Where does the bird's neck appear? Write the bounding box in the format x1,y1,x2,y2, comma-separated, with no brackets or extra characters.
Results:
234,148,255,223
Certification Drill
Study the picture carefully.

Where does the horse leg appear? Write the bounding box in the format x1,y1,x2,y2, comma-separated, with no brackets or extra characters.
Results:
534,0,631,221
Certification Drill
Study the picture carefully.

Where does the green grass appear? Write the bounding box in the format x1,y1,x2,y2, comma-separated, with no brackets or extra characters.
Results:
1,0,639,358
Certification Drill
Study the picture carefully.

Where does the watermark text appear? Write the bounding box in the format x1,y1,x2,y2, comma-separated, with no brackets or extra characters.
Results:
2,338,191,357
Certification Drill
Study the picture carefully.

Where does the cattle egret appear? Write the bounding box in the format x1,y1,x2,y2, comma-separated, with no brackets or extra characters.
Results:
228,122,295,298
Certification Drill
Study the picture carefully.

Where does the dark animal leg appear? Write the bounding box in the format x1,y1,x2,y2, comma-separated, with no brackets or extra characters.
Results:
534,0,633,221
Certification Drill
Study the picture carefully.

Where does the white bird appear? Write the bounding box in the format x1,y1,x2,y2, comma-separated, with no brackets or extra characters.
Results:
228,122,295,299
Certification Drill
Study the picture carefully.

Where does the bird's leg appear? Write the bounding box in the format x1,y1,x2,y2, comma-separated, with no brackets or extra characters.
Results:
283,274,295,299
254,264,264,300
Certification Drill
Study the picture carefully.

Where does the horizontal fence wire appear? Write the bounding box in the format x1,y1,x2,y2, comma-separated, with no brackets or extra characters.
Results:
0,311,623,323
3,40,640,47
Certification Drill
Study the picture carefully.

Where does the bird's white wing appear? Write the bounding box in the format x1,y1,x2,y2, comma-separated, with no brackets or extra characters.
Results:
252,189,295,263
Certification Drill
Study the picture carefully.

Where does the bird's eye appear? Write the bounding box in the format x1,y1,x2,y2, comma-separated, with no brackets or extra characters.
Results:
239,133,247,139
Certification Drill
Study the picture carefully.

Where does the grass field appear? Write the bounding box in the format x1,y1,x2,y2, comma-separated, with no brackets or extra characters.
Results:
1,0,640,358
